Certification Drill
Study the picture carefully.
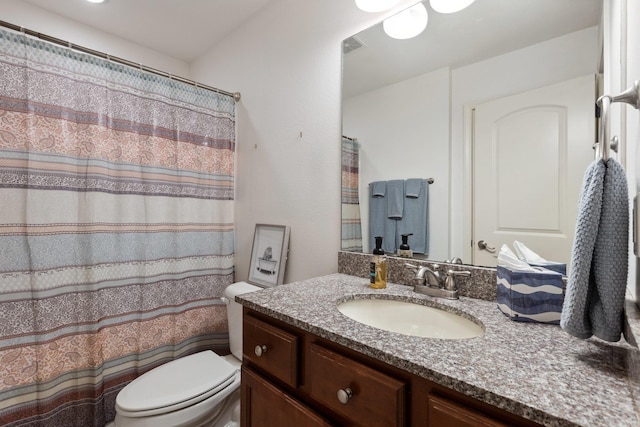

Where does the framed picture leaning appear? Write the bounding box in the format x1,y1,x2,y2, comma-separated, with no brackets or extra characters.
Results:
248,224,290,287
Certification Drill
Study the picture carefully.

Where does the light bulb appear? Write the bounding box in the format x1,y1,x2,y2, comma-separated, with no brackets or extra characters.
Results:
383,3,428,40
355,0,400,13
429,0,475,14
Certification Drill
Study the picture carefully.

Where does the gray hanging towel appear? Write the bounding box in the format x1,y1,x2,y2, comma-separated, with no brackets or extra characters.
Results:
560,158,629,342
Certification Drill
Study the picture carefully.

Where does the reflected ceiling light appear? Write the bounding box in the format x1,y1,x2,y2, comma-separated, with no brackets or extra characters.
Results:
383,3,428,40
429,0,475,14
355,0,400,13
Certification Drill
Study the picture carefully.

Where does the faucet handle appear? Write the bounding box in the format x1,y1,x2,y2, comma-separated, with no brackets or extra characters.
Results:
444,269,471,291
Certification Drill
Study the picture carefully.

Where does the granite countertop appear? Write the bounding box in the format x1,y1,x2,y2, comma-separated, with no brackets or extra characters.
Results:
237,273,640,427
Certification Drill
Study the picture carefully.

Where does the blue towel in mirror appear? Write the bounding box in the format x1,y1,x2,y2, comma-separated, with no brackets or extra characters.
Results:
386,180,404,219
405,178,422,198
369,181,396,253
397,178,429,255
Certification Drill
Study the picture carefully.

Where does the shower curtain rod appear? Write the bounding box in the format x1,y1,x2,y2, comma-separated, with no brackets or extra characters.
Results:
0,20,241,102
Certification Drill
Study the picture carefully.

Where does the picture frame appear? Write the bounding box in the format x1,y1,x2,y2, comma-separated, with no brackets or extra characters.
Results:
248,224,290,287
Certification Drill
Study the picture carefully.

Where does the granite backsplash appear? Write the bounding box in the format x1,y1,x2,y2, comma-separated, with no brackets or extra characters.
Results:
338,250,498,301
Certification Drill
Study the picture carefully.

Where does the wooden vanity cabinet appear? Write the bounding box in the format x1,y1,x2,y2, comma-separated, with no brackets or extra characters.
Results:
241,308,542,427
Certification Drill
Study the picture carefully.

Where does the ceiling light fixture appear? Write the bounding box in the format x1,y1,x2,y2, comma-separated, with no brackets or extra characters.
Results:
429,0,475,14
383,2,428,40
355,0,400,13
85,0,106,3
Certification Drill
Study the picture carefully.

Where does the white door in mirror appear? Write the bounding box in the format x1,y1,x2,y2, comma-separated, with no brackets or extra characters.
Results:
473,74,596,269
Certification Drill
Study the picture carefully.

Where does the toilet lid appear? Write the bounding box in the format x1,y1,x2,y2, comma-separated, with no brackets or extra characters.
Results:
117,351,237,413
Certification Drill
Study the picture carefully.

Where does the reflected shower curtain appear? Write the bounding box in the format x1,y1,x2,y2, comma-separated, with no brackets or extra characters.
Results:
341,137,362,251
0,29,235,426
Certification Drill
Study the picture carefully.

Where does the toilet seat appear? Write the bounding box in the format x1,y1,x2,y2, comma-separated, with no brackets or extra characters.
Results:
116,351,238,418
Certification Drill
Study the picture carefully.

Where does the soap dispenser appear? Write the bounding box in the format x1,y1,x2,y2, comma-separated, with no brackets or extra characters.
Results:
397,233,413,258
370,236,387,289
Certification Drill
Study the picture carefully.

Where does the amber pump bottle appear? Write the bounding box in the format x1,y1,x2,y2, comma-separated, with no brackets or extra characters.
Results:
370,236,387,289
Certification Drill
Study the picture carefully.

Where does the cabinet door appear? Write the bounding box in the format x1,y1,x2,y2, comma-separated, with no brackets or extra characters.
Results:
241,367,333,427
428,394,509,427
307,343,406,427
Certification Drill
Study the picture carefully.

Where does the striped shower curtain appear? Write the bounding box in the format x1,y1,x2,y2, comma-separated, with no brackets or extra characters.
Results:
0,29,235,426
341,137,362,252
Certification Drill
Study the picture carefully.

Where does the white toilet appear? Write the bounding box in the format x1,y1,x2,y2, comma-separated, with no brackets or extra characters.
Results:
113,281,261,427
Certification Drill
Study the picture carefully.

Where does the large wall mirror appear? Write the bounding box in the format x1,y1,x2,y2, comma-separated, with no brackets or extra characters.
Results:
341,0,602,268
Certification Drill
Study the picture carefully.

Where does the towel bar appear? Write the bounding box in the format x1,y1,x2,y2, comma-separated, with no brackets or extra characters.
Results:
596,80,640,161
369,178,434,185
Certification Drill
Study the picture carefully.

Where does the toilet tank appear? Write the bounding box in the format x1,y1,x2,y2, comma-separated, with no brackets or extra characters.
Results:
224,281,262,360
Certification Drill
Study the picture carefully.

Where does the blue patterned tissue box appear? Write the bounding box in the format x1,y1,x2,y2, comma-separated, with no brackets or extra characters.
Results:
528,262,566,275
496,266,565,324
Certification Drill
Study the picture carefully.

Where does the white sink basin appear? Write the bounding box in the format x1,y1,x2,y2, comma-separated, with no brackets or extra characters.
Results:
337,298,484,339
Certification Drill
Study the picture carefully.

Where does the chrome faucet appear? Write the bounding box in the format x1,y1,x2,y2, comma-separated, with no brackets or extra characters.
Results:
404,263,471,300
416,265,441,287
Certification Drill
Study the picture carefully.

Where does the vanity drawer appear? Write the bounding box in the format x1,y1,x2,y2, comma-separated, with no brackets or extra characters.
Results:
427,394,509,427
243,315,299,388
307,343,406,427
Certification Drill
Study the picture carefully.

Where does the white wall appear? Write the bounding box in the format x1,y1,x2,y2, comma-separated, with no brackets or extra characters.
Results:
343,67,450,259
603,0,640,303
628,0,640,303
189,0,418,283
450,27,599,261
2,0,188,76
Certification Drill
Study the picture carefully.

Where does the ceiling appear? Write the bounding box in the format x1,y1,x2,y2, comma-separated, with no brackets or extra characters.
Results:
18,0,601,97
343,0,602,98
21,0,274,62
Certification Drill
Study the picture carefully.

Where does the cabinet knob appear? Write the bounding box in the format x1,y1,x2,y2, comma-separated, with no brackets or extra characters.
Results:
337,387,353,405
254,345,268,357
